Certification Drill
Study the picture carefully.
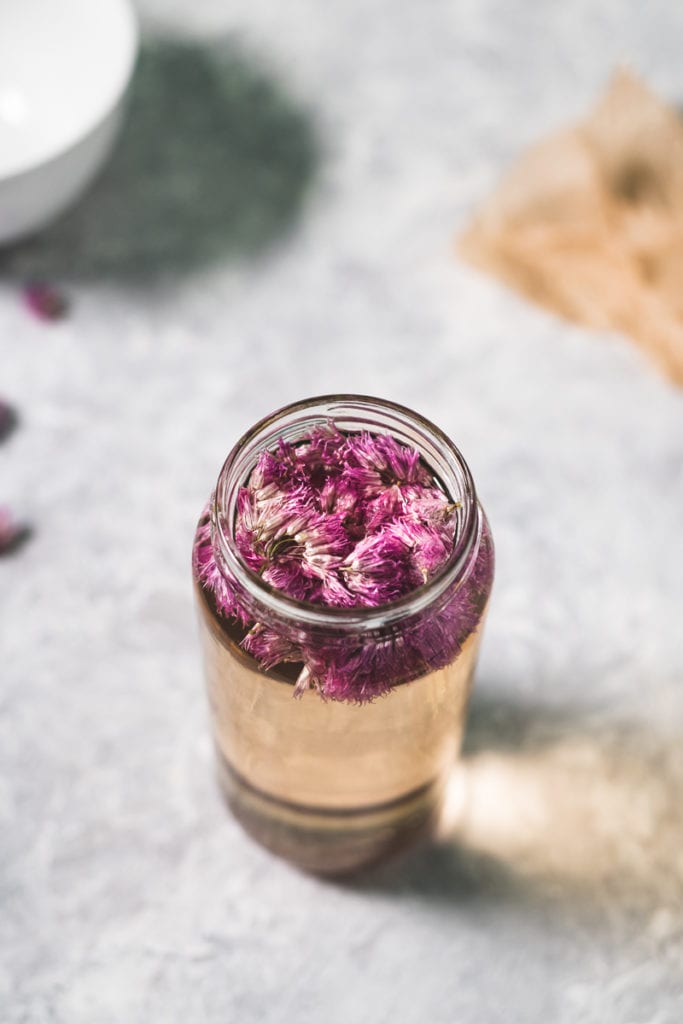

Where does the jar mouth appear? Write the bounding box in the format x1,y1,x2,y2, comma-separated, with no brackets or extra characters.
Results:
212,394,482,632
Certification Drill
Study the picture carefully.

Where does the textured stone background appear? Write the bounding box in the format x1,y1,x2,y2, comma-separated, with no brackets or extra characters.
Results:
2,1,683,1021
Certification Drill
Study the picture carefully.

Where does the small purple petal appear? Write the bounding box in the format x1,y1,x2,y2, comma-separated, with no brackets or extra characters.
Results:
0,507,28,555
23,283,68,322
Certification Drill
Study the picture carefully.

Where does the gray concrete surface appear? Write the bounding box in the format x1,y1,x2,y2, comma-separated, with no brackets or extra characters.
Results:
2,1,683,1020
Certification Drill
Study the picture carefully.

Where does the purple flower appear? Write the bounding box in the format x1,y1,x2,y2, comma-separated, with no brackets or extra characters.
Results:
344,432,432,487
192,505,250,625
193,428,493,702
341,528,420,605
242,623,302,670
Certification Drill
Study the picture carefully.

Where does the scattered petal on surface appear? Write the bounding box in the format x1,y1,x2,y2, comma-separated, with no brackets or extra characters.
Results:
22,282,69,322
0,507,29,556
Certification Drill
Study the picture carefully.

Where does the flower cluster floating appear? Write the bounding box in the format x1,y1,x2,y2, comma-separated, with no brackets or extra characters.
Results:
194,426,492,702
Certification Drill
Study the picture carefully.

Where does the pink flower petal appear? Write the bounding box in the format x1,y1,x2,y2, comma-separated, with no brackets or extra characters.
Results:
23,283,68,322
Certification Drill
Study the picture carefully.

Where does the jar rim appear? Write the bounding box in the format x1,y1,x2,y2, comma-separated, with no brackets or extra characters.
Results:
212,394,482,632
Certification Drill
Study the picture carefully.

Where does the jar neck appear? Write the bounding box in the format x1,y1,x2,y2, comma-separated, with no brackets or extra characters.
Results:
211,395,482,635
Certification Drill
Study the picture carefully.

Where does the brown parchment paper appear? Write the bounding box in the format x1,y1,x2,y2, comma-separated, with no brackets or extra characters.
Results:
459,70,683,384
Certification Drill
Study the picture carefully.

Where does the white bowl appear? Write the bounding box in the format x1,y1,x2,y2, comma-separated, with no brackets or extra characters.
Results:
0,0,138,245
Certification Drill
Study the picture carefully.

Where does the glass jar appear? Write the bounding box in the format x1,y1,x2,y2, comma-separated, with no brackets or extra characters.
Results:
193,395,494,874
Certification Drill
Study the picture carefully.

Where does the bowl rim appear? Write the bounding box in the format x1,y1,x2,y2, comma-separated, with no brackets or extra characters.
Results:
0,0,139,182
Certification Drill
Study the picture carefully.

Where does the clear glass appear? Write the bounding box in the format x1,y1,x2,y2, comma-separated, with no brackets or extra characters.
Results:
193,395,494,873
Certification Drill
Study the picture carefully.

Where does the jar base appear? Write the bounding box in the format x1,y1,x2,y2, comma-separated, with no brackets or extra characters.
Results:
215,749,442,876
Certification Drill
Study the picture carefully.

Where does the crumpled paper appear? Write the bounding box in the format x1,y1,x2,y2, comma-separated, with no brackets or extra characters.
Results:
459,70,683,385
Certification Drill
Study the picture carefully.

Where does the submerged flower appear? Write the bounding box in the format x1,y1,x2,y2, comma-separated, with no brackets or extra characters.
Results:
242,623,302,670
192,506,250,626
193,425,492,702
